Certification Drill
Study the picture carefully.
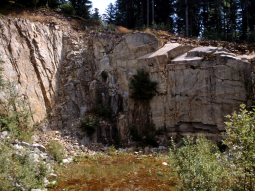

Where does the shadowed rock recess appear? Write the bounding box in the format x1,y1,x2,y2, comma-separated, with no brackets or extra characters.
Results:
0,18,254,146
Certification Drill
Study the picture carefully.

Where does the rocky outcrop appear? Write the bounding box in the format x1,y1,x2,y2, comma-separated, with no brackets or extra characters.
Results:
0,18,253,146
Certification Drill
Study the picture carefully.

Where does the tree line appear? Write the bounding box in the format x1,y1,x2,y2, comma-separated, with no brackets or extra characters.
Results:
103,0,255,43
1,0,255,43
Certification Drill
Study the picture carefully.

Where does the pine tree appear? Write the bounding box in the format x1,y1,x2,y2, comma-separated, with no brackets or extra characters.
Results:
70,0,92,19
104,3,116,24
91,8,100,21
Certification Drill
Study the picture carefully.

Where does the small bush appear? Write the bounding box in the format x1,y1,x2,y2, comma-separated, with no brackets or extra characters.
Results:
107,145,117,156
94,100,112,119
101,71,108,80
0,81,34,142
80,116,100,137
46,140,65,163
84,154,89,159
169,135,236,190
129,124,158,147
0,140,50,190
129,69,158,101
60,2,76,16
224,104,255,189
107,23,116,31
144,133,158,147
129,125,142,142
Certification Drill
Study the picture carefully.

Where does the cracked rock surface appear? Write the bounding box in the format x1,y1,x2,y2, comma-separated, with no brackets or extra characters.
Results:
0,17,253,146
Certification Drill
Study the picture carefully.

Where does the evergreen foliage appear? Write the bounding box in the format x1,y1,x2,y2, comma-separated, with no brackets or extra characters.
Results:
60,2,76,16
91,8,100,21
69,0,92,19
94,99,112,119
80,116,99,137
1,0,255,42
103,3,116,24
129,69,157,101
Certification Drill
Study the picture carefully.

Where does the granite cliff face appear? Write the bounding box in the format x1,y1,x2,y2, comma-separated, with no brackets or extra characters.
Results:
0,18,253,146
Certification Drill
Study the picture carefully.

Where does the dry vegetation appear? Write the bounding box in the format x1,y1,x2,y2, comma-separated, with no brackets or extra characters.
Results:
50,154,175,191
115,26,132,34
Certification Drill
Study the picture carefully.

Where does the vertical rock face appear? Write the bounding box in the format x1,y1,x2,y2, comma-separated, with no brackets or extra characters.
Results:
0,18,63,122
0,18,253,146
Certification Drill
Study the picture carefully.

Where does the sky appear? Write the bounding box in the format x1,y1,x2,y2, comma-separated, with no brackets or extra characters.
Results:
91,0,116,15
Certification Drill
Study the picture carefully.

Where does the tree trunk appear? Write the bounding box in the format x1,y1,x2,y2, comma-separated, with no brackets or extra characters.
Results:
147,0,149,27
126,3,129,28
141,0,144,26
231,19,233,42
152,0,154,26
185,0,189,36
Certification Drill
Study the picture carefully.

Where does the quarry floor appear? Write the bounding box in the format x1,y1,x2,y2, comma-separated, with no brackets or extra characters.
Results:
50,153,175,191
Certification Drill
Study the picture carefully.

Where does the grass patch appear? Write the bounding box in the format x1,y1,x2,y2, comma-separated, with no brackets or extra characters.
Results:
46,140,66,163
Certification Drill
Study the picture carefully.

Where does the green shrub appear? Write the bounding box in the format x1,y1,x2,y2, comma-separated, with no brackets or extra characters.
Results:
129,69,157,101
60,2,76,16
169,135,236,190
0,81,34,142
224,104,255,190
46,140,65,163
129,124,158,147
0,140,50,190
101,71,108,80
129,125,142,142
80,116,100,137
144,133,158,147
107,145,117,156
94,100,112,119
84,154,89,159
107,23,116,31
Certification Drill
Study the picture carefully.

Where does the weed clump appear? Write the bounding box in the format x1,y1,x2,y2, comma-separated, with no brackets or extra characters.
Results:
46,140,66,163
129,69,157,101
107,145,117,156
80,116,100,137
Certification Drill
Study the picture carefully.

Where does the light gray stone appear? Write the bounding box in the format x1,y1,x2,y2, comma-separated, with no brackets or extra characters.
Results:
47,173,57,181
20,142,31,147
32,143,46,152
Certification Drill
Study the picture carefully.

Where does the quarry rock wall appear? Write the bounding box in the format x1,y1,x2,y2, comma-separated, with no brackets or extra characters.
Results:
0,18,253,146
